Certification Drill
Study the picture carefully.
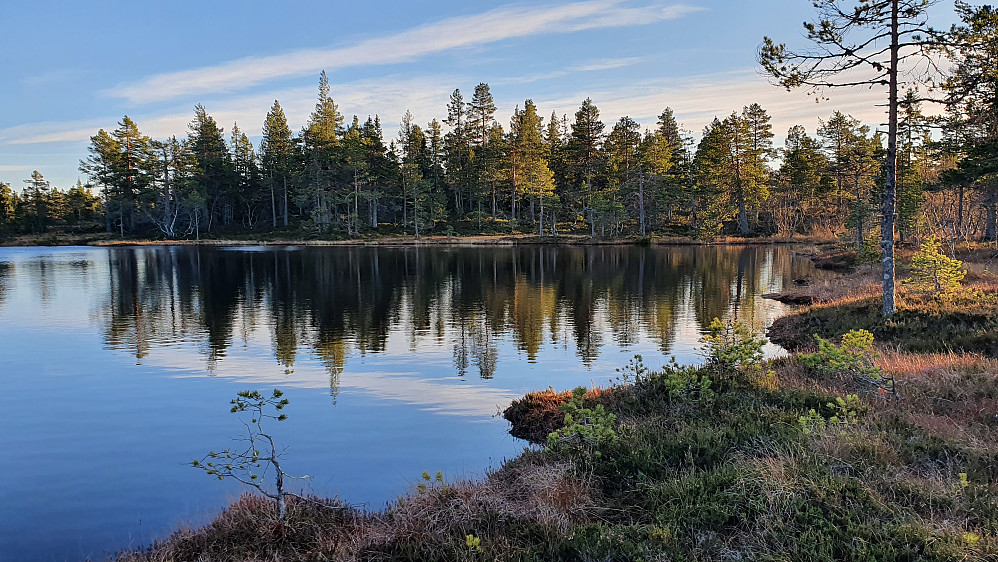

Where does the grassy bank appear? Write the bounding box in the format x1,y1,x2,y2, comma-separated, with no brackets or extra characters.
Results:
116,242,998,561
769,244,998,356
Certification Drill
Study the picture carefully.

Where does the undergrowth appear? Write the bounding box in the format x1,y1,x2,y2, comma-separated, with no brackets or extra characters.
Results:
120,326,998,561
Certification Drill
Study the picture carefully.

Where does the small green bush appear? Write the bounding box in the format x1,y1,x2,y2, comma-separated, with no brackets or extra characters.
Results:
800,329,894,396
908,235,966,295
857,233,881,265
699,318,765,370
547,387,617,459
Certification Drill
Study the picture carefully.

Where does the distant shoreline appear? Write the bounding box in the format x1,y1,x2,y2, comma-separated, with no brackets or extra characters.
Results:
0,232,835,248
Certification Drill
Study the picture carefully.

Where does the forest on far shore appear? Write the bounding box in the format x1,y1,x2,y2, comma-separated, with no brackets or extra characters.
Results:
2,5,996,245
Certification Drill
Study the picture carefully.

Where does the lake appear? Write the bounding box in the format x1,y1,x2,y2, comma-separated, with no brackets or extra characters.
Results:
0,244,811,561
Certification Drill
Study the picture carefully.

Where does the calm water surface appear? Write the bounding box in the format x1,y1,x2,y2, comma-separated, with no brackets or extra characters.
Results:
0,244,812,561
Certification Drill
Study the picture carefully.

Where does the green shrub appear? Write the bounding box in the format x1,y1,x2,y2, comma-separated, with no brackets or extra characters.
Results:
799,394,865,435
547,386,617,459
908,235,966,295
800,329,895,396
857,233,881,265
699,318,765,370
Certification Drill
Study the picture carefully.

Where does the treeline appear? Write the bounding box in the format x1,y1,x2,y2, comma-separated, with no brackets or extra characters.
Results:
2,3,996,242
0,174,102,235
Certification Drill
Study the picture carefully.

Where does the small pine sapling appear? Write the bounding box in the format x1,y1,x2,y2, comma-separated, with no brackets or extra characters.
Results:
192,389,304,518
546,386,617,459
699,317,766,371
801,329,897,399
908,235,966,296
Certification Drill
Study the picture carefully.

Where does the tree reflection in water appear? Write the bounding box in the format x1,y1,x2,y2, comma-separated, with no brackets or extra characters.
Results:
91,245,811,393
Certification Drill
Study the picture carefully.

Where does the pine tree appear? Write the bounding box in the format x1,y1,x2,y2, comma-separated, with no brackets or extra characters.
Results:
760,0,947,316
79,117,154,235
605,117,642,235
231,123,263,228
260,100,294,228
468,83,497,149
909,235,966,294
691,118,735,238
0,182,15,232
147,136,187,237
22,171,52,233
776,125,833,235
361,116,395,229
943,2,998,242
510,100,555,235
651,108,687,229
188,105,235,235
80,128,120,233
897,89,928,243
444,89,472,217
303,71,345,233
567,98,605,236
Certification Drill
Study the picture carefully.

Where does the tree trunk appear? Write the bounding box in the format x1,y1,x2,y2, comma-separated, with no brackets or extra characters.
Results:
881,0,899,318
539,197,544,237
737,189,749,236
957,184,964,239
986,192,997,242
638,172,646,237
282,177,288,227
271,174,277,229
855,177,864,250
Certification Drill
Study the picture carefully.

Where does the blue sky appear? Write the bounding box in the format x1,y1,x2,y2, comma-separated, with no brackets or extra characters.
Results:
0,0,960,189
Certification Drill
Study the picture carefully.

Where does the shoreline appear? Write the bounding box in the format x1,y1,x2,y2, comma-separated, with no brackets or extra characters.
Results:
1,232,837,248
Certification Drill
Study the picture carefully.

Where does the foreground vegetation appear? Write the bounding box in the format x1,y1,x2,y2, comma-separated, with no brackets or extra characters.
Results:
117,242,998,561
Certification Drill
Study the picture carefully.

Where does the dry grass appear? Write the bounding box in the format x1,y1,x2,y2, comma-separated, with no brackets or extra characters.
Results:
118,452,597,562
876,350,998,378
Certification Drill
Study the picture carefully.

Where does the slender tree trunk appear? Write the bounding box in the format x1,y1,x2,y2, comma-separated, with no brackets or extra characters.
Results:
638,172,646,237
986,189,997,242
881,0,899,317
539,197,544,237
282,177,288,227
587,175,595,237
269,178,276,229
855,176,864,250
957,184,965,239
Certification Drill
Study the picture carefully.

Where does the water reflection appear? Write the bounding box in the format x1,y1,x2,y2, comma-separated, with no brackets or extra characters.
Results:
0,260,10,306
87,245,810,388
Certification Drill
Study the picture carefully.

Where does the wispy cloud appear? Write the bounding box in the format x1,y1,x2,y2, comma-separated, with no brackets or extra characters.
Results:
568,57,645,72
109,1,703,104
3,69,899,156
